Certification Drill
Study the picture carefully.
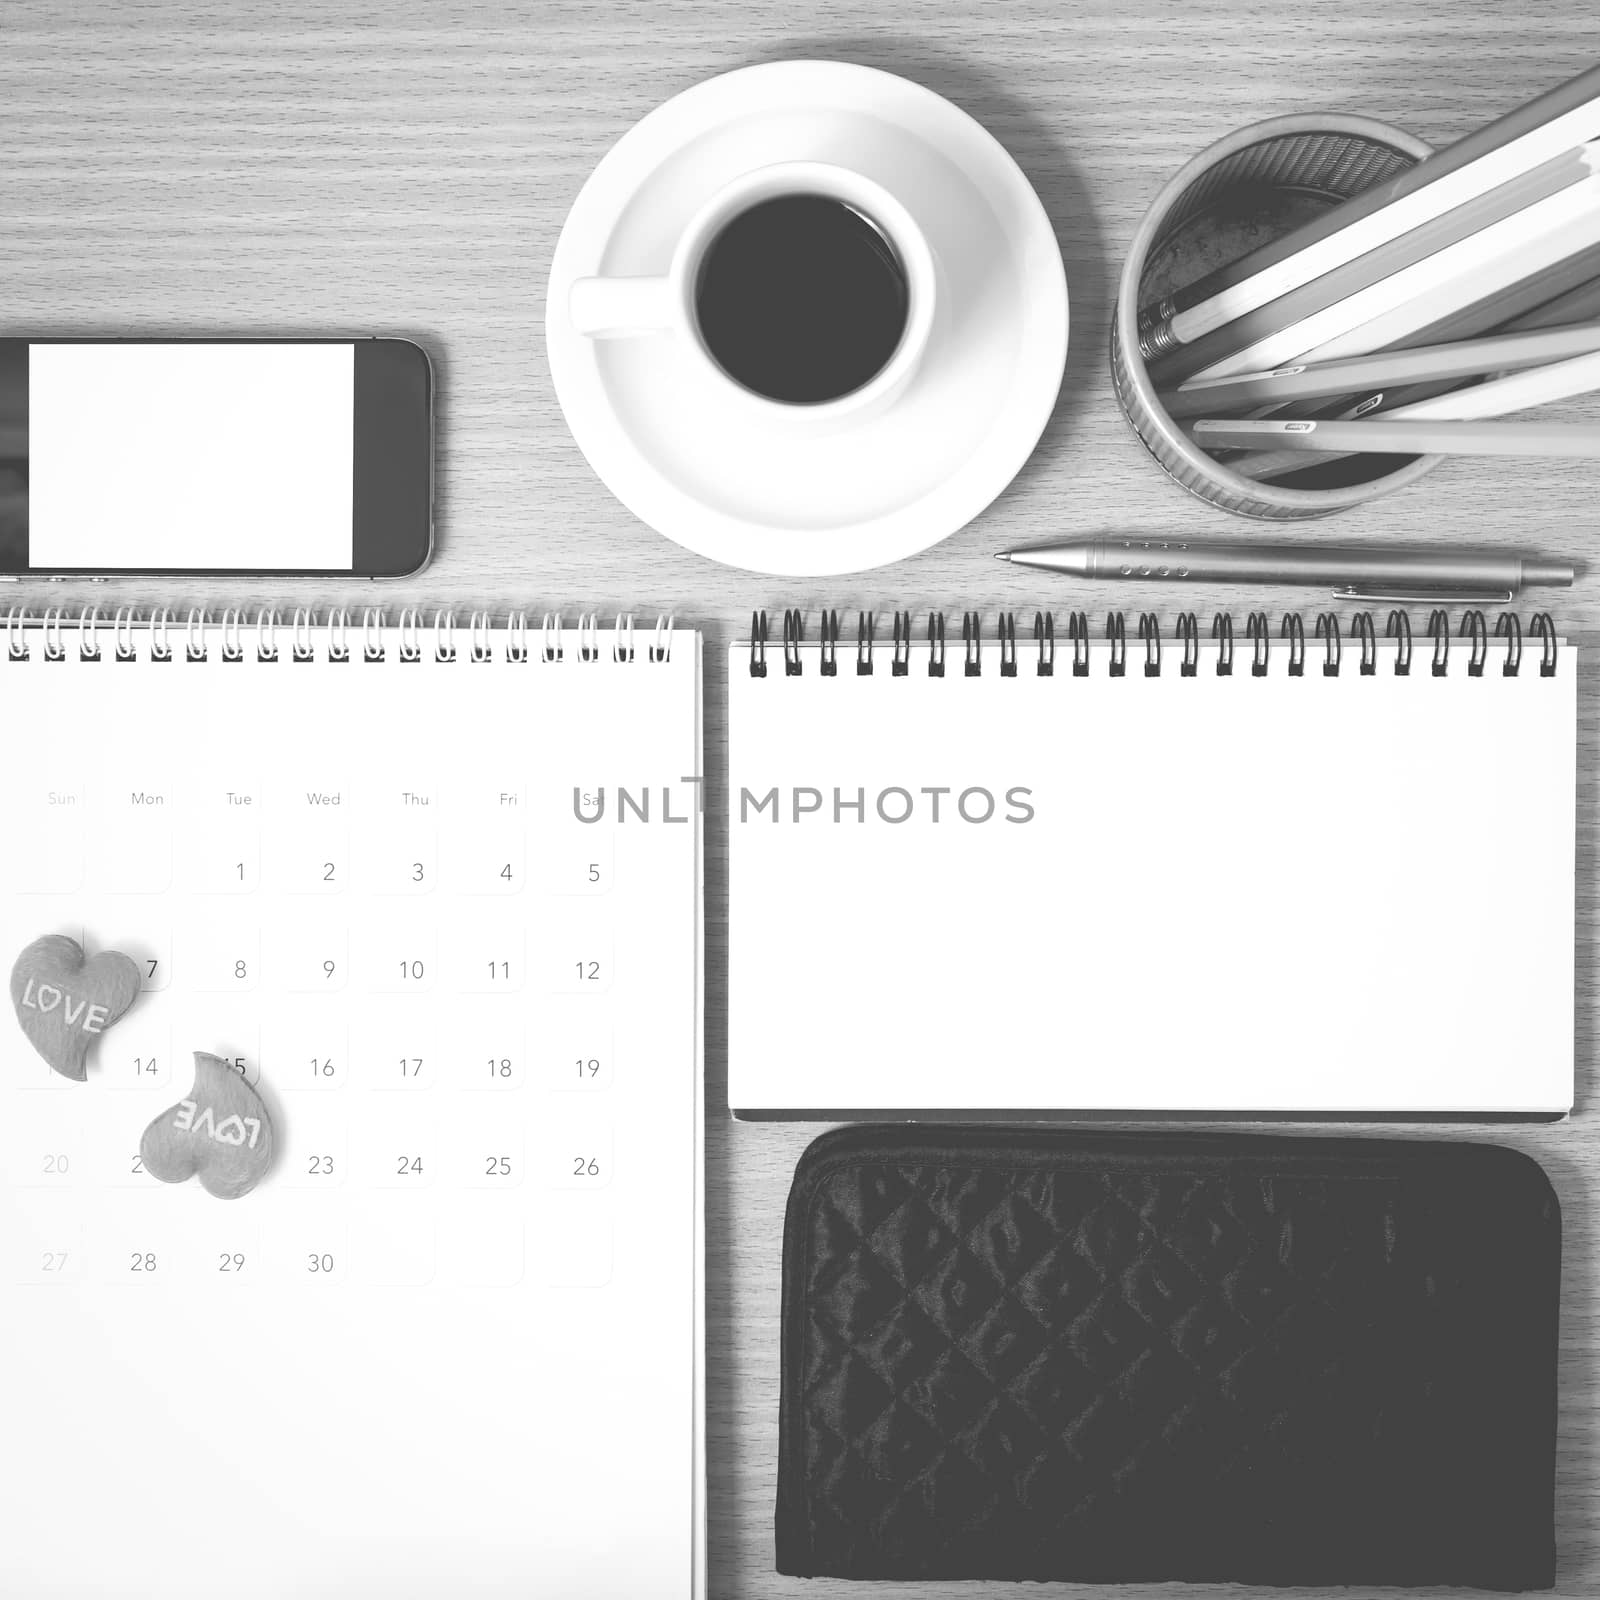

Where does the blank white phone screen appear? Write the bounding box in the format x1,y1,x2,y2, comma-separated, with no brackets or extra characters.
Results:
28,343,354,570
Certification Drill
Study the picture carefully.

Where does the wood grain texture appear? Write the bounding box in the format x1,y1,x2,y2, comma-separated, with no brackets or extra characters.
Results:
1,3,1596,1592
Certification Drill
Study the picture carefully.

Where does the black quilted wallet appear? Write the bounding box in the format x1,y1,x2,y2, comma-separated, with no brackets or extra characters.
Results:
778,1127,1560,1589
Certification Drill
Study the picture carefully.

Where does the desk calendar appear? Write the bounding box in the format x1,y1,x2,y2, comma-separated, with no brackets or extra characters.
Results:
0,608,704,1599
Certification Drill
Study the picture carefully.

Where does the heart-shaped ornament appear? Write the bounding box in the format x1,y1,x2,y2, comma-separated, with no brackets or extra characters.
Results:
10,934,142,1081
141,1051,275,1200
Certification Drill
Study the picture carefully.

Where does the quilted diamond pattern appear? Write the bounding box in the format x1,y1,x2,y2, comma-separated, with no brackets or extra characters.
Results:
777,1128,1559,1589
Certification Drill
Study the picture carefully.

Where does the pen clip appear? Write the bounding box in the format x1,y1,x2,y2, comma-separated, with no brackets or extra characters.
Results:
1332,585,1516,605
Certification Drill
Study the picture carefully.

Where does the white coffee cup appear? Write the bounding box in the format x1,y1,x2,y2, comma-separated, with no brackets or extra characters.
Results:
567,161,937,428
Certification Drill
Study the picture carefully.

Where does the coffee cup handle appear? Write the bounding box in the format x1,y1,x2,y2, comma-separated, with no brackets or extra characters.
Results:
568,276,676,338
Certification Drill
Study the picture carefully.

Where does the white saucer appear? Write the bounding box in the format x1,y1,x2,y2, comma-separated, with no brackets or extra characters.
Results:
546,61,1068,577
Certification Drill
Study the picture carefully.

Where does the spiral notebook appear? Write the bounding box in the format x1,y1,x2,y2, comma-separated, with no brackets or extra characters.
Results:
729,608,1576,1119
0,609,704,1599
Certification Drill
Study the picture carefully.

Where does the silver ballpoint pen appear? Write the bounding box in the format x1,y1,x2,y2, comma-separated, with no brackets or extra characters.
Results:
994,538,1578,603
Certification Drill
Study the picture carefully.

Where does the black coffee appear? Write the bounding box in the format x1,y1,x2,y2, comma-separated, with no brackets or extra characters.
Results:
694,195,910,404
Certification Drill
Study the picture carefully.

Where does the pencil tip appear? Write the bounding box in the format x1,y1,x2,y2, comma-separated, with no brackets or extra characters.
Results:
994,551,1013,562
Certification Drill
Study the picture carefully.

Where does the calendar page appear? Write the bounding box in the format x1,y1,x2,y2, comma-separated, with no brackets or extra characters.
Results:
0,614,703,1599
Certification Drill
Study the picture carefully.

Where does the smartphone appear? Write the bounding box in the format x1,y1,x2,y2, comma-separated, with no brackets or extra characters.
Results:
0,337,432,579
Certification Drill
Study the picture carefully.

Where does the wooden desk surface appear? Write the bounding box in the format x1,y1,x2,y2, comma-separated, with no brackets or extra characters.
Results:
3,3,1596,1593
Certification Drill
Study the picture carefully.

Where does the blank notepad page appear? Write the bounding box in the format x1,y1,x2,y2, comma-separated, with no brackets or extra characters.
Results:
0,614,702,1599
729,620,1574,1116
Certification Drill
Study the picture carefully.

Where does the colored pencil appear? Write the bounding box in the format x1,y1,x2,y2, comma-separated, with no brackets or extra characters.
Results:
1189,173,1600,379
1226,272,1600,479
1163,322,1600,416
1303,264,1600,416
1150,144,1597,385
1192,416,1600,457
1138,62,1600,350
1391,348,1600,418
1502,270,1600,328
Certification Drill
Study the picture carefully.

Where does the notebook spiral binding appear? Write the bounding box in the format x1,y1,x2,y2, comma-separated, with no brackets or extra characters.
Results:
750,608,1561,679
3,607,677,665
